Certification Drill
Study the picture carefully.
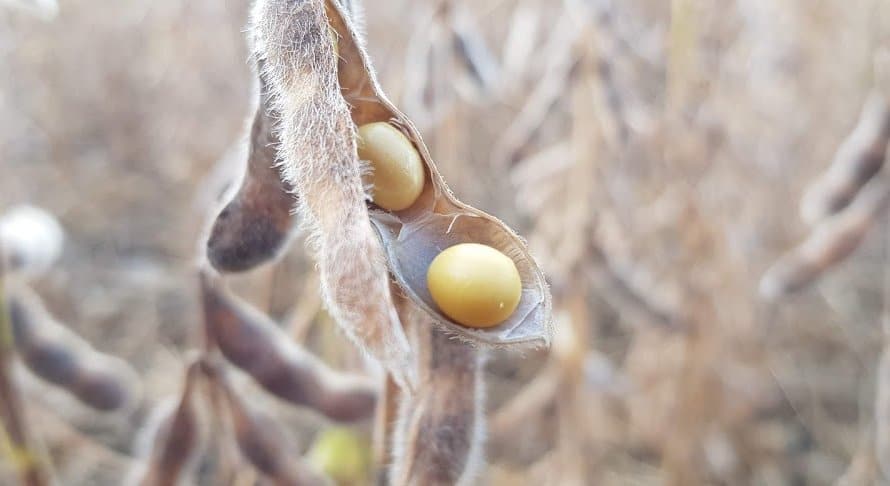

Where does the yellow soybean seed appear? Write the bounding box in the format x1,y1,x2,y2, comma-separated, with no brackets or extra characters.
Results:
357,122,425,211
427,243,522,328
307,427,369,484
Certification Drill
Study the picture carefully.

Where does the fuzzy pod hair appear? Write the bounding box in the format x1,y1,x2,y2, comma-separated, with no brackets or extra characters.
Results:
200,273,377,422
6,284,139,412
390,302,486,486
129,360,204,486
205,363,330,486
206,63,297,274
800,93,890,225
249,0,415,389
337,0,364,33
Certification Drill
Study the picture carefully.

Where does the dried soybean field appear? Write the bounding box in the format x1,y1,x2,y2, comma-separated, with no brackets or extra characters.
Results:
2,0,890,485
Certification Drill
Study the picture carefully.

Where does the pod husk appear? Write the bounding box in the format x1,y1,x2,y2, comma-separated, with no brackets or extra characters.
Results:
800,92,890,225
133,359,204,486
200,272,377,422
206,65,296,274
7,283,139,412
325,0,552,347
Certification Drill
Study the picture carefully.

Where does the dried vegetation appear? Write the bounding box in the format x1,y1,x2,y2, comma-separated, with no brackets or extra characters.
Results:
4,0,890,485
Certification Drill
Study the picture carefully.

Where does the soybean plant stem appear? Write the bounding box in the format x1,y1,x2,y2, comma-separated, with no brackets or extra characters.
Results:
0,250,52,486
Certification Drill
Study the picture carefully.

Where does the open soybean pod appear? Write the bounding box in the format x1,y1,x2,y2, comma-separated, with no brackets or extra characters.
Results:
206,62,297,273
6,284,139,412
199,273,377,422
130,360,204,486
325,0,552,347
206,363,331,486
800,92,890,225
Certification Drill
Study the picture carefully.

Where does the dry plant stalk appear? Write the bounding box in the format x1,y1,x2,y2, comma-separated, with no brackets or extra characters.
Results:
131,359,204,486
420,1,499,102
876,225,890,481
587,240,687,330
760,175,890,299
372,372,400,486
207,64,297,274
399,0,501,132
801,92,890,225
200,273,377,422
450,3,499,95
0,256,52,486
250,0,415,388
876,347,890,480
491,9,581,169
6,284,139,412
205,362,330,486
836,427,878,486
390,301,485,486
488,361,559,444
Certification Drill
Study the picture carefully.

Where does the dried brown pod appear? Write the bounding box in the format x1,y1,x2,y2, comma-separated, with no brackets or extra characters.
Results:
205,363,330,486
130,360,204,486
251,0,415,388
200,273,377,422
390,310,486,486
7,284,139,412
0,257,53,486
760,176,890,299
322,0,552,347
800,92,890,224
206,66,297,273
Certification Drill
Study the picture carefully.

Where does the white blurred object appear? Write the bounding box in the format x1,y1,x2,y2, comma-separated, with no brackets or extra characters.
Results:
0,0,59,20
0,205,65,278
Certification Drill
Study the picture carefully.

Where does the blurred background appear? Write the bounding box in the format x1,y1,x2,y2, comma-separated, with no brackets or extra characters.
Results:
2,0,890,484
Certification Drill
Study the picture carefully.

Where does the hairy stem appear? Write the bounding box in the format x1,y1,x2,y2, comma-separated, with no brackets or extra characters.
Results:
391,306,485,486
